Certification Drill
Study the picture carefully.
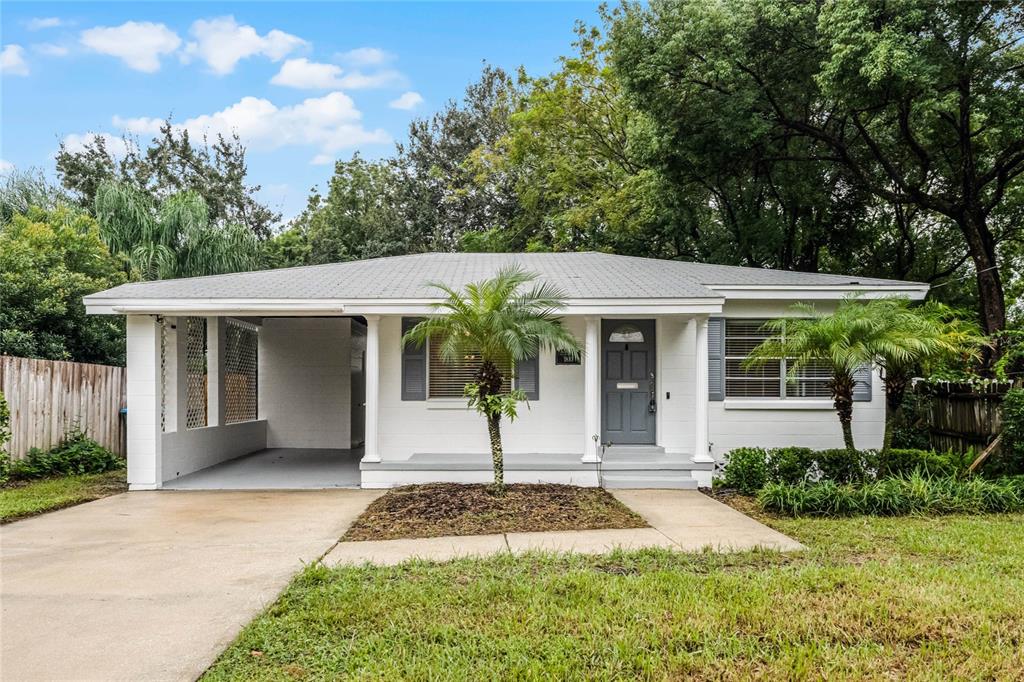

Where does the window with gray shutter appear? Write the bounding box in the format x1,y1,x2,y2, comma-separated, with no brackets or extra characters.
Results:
515,352,539,400
708,318,725,401
401,317,426,401
852,364,872,401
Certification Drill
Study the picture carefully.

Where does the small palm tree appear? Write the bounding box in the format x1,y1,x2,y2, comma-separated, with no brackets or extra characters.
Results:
865,299,983,449
94,180,259,280
403,265,581,492
745,300,881,452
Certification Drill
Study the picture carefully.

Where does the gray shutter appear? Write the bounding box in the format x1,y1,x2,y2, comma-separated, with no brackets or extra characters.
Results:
708,318,725,401
852,363,872,402
515,351,540,400
401,317,426,401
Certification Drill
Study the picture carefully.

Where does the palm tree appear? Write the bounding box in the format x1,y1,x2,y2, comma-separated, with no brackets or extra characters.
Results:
403,265,581,491
94,180,259,280
745,300,882,452
865,299,983,449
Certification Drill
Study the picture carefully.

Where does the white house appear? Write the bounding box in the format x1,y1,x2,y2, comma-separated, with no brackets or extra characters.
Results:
84,252,928,491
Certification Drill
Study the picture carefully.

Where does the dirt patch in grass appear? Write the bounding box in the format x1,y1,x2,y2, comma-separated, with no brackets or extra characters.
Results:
343,483,649,541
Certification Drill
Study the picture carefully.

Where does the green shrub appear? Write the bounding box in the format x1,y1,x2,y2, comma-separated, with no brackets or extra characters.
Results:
10,427,122,480
814,448,873,484
721,447,768,494
995,388,1024,476
767,447,815,485
890,390,931,450
758,472,1024,517
876,448,967,478
0,391,10,486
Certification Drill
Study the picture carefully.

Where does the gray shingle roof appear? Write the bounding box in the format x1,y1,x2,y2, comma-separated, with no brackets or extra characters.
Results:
86,252,924,302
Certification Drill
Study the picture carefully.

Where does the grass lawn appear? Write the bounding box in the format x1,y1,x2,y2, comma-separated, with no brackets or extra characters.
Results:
343,483,647,541
0,470,127,523
204,511,1024,680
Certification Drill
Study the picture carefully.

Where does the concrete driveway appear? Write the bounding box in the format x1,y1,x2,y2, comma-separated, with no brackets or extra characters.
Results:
0,489,380,682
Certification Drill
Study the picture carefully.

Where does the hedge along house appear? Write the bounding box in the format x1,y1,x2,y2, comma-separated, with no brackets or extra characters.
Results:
84,252,928,491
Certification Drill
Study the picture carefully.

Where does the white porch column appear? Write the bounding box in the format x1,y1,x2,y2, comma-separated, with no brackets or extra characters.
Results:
582,315,601,462
693,314,713,462
362,315,381,463
206,317,225,427
125,315,163,490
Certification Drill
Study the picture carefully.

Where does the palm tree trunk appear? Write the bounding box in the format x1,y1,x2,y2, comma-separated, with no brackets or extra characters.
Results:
487,414,504,490
831,373,856,452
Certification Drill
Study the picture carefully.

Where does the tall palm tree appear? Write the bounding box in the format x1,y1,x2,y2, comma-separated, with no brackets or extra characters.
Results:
745,300,882,452
94,180,259,280
403,265,581,491
865,299,983,449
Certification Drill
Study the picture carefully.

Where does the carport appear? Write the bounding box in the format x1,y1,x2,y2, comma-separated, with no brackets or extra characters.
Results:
139,314,367,489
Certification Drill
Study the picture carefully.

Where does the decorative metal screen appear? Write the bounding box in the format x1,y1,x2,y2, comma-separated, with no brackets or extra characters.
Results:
159,316,168,432
224,319,258,424
185,316,208,429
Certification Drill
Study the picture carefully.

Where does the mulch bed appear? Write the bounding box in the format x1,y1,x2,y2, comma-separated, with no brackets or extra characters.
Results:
343,483,649,541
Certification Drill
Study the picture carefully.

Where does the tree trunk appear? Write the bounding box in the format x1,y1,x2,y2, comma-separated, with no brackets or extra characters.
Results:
475,359,506,493
882,370,911,451
487,413,504,490
959,210,1006,368
831,372,856,452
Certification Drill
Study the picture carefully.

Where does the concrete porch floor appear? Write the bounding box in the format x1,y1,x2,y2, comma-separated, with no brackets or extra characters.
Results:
164,448,362,490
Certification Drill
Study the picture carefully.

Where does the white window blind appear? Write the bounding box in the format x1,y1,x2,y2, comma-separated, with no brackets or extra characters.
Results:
427,340,512,399
724,319,830,399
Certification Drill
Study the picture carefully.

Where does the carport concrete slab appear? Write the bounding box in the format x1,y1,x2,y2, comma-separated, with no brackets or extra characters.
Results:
0,489,380,682
164,447,361,490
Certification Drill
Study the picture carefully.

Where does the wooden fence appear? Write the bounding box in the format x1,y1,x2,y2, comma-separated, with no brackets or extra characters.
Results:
0,356,126,460
916,380,1016,455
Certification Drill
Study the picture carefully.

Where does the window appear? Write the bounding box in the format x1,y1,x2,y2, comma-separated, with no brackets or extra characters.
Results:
427,340,512,398
224,319,258,423
608,324,645,343
724,319,829,399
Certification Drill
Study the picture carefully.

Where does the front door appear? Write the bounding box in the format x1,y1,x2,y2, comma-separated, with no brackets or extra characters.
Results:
601,319,656,445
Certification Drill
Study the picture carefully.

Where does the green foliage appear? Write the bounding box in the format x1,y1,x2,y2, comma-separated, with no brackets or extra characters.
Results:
759,473,1024,517
721,447,768,495
94,181,259,280
0,392,10,486
995,389,1024,476
0,205,127,364
889,390,931,450
875,449,968,479
55,122,280,238
766,447,815,486
10,427,122,480
464,384,527,422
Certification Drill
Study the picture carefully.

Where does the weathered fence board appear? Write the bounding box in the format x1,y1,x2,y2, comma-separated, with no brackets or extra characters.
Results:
0,356,126,460
916,380,1016,455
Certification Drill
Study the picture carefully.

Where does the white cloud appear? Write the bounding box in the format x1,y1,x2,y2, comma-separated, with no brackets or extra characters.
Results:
182,16,305,75
0,159,14,174
389,91,424,110
113,92,391,158
27,17,64,31
270,58,404,90
61,132,130,158
80,21,181,72
337,47,394,66
1,45,29,76
33,43,70,57
270,58,344,89
310,154,334,166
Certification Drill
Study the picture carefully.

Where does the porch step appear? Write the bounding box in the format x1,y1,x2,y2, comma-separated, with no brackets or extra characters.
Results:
600,472,699,490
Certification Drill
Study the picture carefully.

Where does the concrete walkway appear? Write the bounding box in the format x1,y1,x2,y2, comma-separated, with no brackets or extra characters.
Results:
325,490,802,566
0,489,381,682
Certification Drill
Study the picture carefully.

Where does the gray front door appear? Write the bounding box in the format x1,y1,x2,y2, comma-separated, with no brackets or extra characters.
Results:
601,319,656,444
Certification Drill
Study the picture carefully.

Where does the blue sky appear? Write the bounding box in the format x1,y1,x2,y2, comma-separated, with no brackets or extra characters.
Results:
1,2,599,222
